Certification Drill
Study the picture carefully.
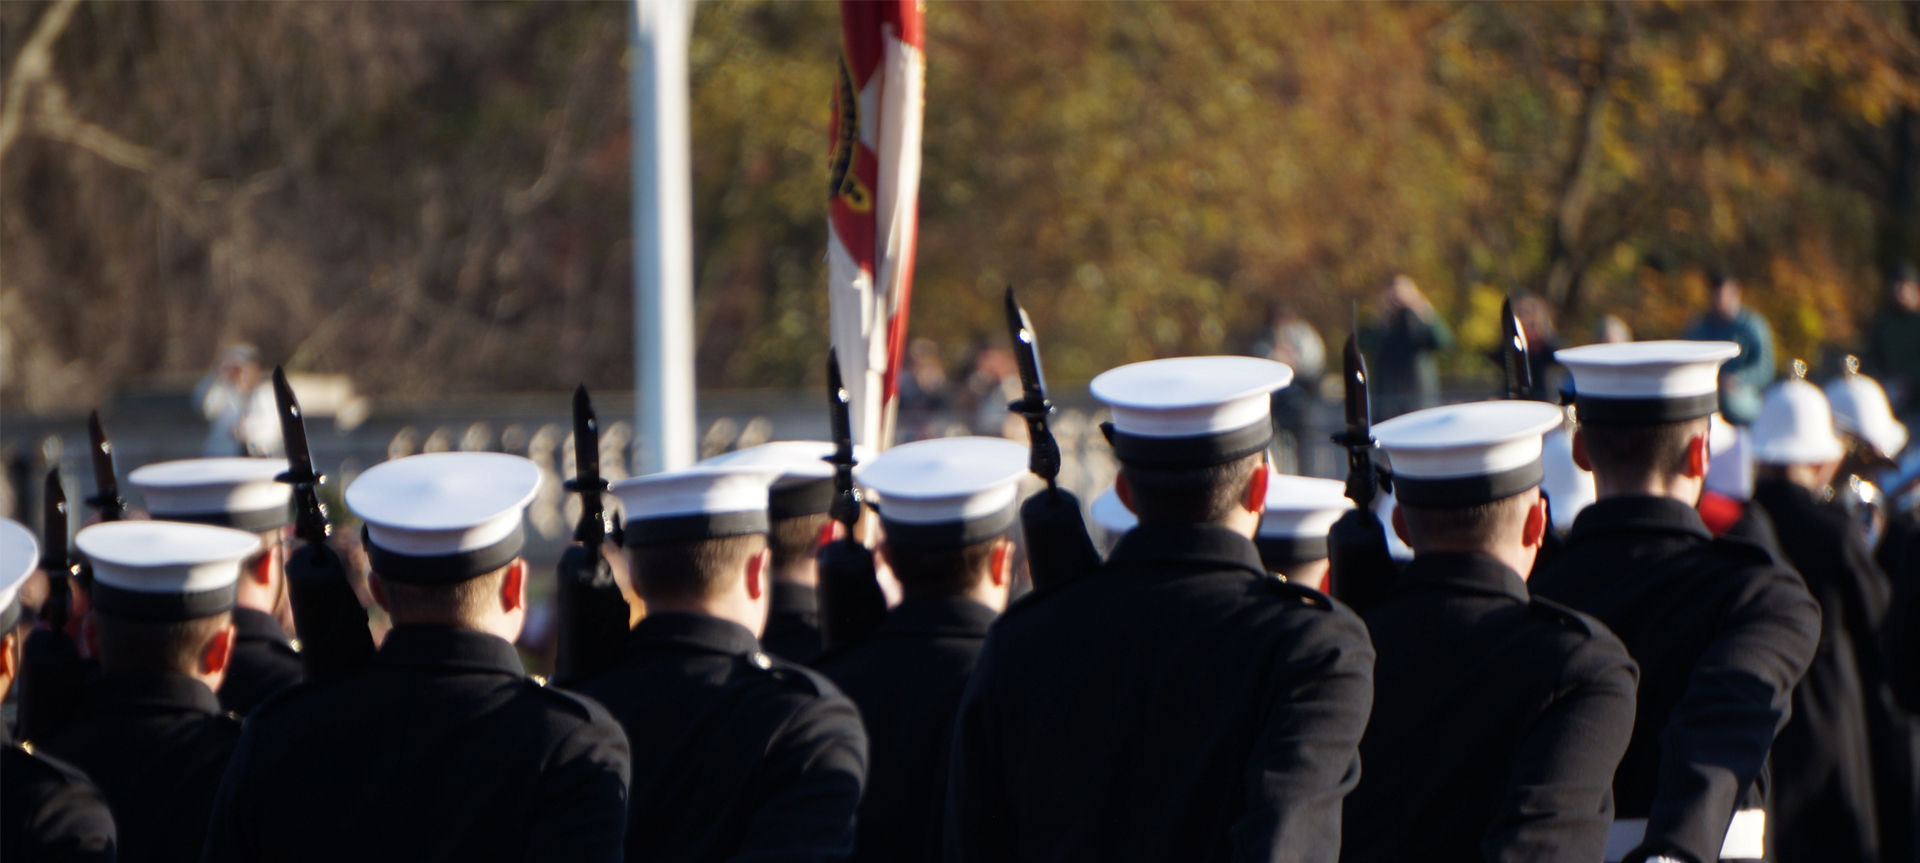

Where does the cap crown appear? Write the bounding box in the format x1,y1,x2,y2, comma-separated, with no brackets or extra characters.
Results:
700,441,871,488
0,518,39,613
1554,340,1739,398
611,465,780,523
76,520,258,595
857,437,1028,524
1091,356,1292,437
1373,401,1565,480
1752,379,1844,465
1825,373,1908,457
1257,473,1353,540
347,452,541,556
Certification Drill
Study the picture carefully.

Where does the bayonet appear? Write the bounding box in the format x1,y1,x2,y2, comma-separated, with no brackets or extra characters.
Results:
553,385,630,683
826,348,862,533
84,411,124,522
272,367,331,558
818,348,884,650
1501,296,1533,400
565,386,610,549
1005,286,1062,490
1003,286,1101,588
39,468,72,632
1331,334,1380,509
271,365,373,677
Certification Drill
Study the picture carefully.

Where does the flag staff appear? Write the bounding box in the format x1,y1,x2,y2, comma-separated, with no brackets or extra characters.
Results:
630,0,697,474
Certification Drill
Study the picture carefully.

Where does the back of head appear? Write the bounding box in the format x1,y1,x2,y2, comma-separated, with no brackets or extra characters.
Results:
1397,494,1532,552
887,537,1000,597
629,534,768,604
378,565,510,627
1580,417,1710,488
769,513,829,574
1120,453,1264,525
95,610,232,676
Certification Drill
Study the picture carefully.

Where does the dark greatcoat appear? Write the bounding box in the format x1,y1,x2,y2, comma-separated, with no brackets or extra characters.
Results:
202,625,631,863
573,612,868,863
2,723,118,863
1532,496,1820,863
762,581,824,664
1344,552,1638,863
39,673,240,863
945,522,1376,863
216,607,302,717
814,594,995,863
1753,479,1918,863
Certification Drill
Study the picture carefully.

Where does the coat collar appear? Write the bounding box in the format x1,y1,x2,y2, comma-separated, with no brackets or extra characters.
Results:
1393,552,1530,603
373,625,525,678
1566,495,1713,544
1752,478,1819,512
86,671,224,718
231,607,291,646
874,595,997,639
628,611,761,657
770,581,818,617
1105,522,1269,580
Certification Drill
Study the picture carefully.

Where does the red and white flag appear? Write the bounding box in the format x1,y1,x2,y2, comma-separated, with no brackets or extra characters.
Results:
827,0,924,451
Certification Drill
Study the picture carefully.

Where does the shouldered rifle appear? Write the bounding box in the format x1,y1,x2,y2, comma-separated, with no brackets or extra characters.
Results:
1326,332,1398,610
40,468,73,632
84,412,124,523
1005,286,1100,588
554,385,632,683
1501,296,1534,401
17,467,90,742
272,366,373,677
817,349,886,650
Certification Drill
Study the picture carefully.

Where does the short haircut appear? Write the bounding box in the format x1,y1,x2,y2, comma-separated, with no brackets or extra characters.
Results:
1580,417,1708,488
629,533,768,603
1398,489,1534,549
94,610,232,676
379,566,510,627
1118,451,1264,525
769,513,830,572
886,536,1001,597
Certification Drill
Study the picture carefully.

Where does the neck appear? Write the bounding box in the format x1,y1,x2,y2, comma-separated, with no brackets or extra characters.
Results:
773,561,818,589
1593,471,1702,507
1413,542,1535,581
645,593,765,638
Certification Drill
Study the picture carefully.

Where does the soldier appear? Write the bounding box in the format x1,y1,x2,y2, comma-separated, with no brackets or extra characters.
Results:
946,356,1375,862
1537,341,1820,863
1343,400,1639,862
127,458,302,716
698,441,868,664
1749,375,1910,863
0,517,118,863
1254,472,1354,591
813,436,1026,863
40,520,257,863
203,452,631,862
577,465,867,862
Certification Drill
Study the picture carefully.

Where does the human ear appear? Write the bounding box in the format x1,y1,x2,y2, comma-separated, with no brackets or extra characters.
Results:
203,623,238,676
500,559,529,613
1521,494,1547,549
1390,505,1411,546
1685,433,1709,479
1243,464,1270,515
745,548,771,601
989,538,1014,587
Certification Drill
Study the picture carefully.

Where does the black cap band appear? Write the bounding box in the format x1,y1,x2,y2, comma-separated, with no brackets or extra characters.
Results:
769,479,835,520
1392,460,1544,508
151,505,290,533
880,505,1017,549
364,522,526,585
1572,391,1719,426
1255,535,1330,568
91,580,237,621
625,510,769,546
1101,420,1272,469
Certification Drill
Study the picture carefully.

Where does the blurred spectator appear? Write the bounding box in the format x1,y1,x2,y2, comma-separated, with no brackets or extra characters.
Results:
1596,314,1633,344
958,348,1021,437
1360,274,1454,419
194,343,282,457
1254,304,1331,476
1864,261,1920,422
1683,272,1775,425
895,338,952,442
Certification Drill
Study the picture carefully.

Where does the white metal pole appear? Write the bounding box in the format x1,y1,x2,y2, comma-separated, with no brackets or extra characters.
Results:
630,0,696,474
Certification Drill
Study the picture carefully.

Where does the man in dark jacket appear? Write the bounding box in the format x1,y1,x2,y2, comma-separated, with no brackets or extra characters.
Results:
815,436,1026,863
0,517,118,863
1345,400,1638,863
1539,342,1821,863
947,356,1375,862
578,463,868,862
203,452,632,863
42,520,259,863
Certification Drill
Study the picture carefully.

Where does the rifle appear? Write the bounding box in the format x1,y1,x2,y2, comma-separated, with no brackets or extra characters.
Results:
554,385,633,683
272,366,373,677
1005,286,1100,588
17,467,91,741
39,469,73,633
84,411,124,524
816,349,886,650
1325,332,1399,610
1500,296,1534,401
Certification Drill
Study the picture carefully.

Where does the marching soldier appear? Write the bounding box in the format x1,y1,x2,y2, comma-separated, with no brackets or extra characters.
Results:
814,436,1027,863
127,458,303,715
1252,472,1354,591
1343,400,1638,862
1536,341,1820,863
0,517,118,863
1749,374,1910,863
203,452,632,862
946,356,1375,862
40,520,256,863
577,465,867,862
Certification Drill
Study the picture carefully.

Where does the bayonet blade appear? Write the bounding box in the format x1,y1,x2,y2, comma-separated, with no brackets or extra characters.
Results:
41,468,68,576
826,349,861,531
1501,296,1533,400
568,385,607,547
1004,286,1061,487
84,411,124,521
1333,334,1378,508
272,368,319,484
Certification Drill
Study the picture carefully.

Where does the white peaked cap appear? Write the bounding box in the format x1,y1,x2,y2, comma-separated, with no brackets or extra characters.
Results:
1089,486,1137,537
77,520,258,620
699,441,873,519
1540,425,1595,533
611,466,780,545
347,452,541,584
1751,379,1845,466
1554,340,1740,424
1709,413,1738,456
1092,356,1292,468
1256,473,1353,566
858,437,1029,547
1706,415,1756,500
0,518,39,627
1372,400,1565,507
130,457,291,531
1826,372,1908,458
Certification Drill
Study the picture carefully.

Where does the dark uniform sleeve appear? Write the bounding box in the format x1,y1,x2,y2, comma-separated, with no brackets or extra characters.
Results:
1230,601,1375,863
945,637,1017,863
1485,629,1639,863
731,685,868,862
524,696,633,863
201,715,263,863
1637,565,1820,863
2,746,119,863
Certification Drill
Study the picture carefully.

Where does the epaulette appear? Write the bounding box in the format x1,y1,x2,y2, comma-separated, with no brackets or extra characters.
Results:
1264,576,1336,610
1706,534,1777,567
1527,595,1598,636
751,651,829,698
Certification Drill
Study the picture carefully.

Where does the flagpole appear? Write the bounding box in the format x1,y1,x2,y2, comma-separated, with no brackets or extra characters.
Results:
630,0,696,474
